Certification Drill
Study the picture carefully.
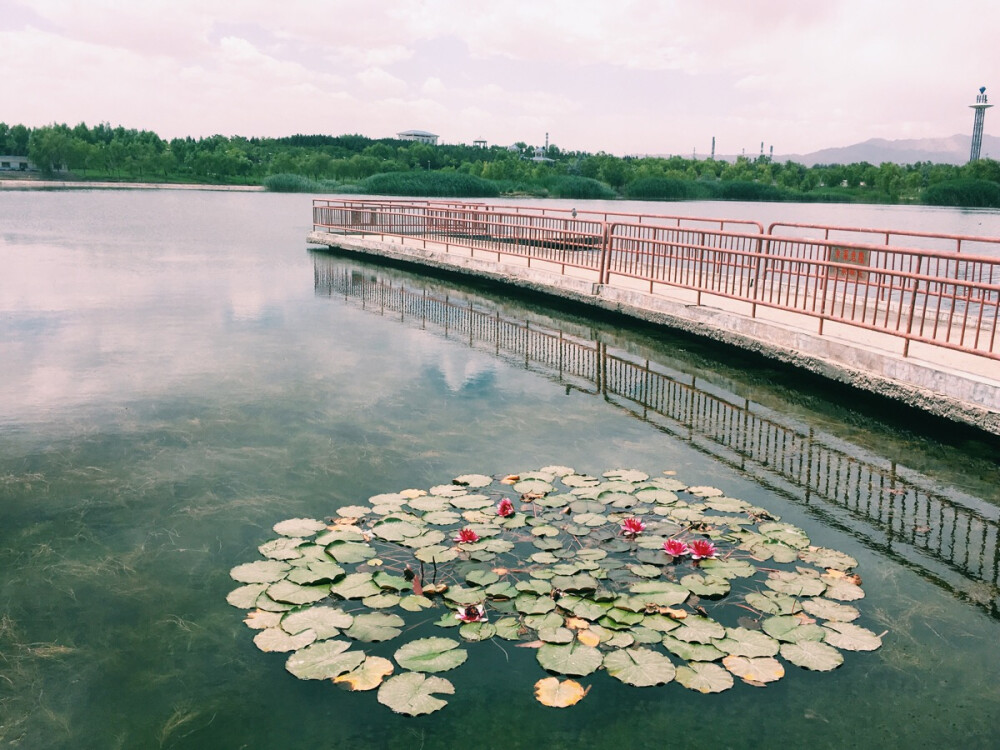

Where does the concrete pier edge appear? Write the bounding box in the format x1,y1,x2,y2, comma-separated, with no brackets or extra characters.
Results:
308,230,1000,436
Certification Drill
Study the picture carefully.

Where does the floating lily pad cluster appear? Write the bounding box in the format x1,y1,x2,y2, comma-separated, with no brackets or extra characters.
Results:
228,467,883,715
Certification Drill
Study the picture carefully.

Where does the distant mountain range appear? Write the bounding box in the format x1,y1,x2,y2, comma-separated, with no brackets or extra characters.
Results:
774,134,1000,167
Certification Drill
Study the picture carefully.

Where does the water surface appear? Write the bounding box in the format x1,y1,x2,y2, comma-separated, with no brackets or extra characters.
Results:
1,191,998,749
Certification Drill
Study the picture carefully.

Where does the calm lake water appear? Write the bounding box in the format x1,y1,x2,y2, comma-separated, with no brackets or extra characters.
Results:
1,190,999,749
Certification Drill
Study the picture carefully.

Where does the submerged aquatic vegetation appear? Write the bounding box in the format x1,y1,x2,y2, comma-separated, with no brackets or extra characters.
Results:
228,467,884,715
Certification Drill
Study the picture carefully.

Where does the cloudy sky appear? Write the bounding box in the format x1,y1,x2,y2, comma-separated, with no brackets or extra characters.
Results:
2,0,998,157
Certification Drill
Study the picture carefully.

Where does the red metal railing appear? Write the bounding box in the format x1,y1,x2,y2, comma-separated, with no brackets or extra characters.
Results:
311,199,1000,362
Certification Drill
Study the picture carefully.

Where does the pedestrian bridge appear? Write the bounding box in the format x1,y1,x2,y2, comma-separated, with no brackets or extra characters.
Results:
308,198,1000,435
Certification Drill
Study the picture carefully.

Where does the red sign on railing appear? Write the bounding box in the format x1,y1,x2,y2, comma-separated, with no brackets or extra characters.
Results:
830,246,870,281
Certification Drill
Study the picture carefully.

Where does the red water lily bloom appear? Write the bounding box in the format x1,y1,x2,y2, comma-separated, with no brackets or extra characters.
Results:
455,603,487,623
663,539,690,557
689,539,718,560
497,498,515,517
620,517,646,537
454,527,480,544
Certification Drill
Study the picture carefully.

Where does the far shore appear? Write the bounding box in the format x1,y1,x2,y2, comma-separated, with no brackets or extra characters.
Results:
0,178,263,192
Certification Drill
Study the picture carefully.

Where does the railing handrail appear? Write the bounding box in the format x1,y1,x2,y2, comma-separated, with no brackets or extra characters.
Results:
310,199,1000,362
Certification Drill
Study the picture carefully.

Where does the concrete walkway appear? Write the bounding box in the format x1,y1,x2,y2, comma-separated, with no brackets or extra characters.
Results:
308,229,1000,435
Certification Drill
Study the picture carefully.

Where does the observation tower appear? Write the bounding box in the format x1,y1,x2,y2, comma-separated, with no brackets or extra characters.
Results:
969,86,992,161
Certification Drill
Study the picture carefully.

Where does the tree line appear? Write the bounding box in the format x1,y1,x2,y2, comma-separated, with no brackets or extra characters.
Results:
3,121,1000,207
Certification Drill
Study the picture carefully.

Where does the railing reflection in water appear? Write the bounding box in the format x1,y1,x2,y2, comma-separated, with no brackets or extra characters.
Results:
314,260,1000,618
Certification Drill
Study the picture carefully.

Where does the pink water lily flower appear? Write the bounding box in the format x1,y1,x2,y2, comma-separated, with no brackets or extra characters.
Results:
663,539,690,557
496,498,515,517
454,527,480,544
689,538,718,560
620,517,646,537
455,603,487,623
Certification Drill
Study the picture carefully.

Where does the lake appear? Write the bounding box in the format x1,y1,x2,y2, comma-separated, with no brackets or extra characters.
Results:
1,190,998,749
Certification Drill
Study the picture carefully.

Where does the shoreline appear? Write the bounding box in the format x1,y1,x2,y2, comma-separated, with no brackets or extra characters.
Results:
0,178,263,192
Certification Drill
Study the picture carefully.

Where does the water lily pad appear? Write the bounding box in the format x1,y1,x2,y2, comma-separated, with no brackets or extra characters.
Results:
362,593,402,609
394,637,468,673
254,627,317,653
399,595,434,612
713,627,780,657
821,577,865,602
514,479,555,495
346,612,405,642
453,474,493,488
281,606,353,639
822,622,882,651
334,655,395,691
286,562,345,585
243,609,282,630
273,518,328,537
495,617,524,640
675,662,734,693
628,564,661,579
329,573,380,600
227,583,267,609
662,634,725,662
681,574,730,597
765,571,826,597
230,560,290,583
628,580,689,607
414,545,459,564
603,647,676,686
285,639,364,679
673,616,726,644
780,641,844,671
459,622,496,641
326,541,376,564
801,598,860,622
723,655,785,684
687,486,724,497
266,580,330,605
536,641,604,676
538,627,575,644
551,574,600,593
761,615,826,643
336,505,372,518
759,522,810,549
422,510,462,525
371,519,422,542
798,546,858,570
534,677,588,707
377,672,454,716
745,591,802,615
515,594,556,615
429,484,467,498
258,537,305,560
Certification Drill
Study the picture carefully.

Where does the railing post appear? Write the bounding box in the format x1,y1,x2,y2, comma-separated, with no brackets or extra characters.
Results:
902,255,924,358
599,223,613,285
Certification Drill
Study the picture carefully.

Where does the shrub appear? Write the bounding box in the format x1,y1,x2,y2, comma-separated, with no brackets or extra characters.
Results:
360,171,500,197
922,179,1000,208
546,176,616,199
262,173,321,192
625,178,709,201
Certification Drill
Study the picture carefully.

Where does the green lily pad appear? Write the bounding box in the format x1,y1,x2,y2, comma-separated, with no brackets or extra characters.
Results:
399,595,435,612
765,571,827,597
414,545,459,564
822,622,882,651
662,634,725,662
673,616,726,644
798,546,858,571
603,647,676,686
760,615,826,643
286,562,345,585
326,541,376,564
329,573,381,600
513,479,555,495
377,672,454,716
713,627,780,657
266,580,330,605
745,591,802,615
821,577,865,602
285,639,364,679
254,627,317,653
453,474,493,488
281,606,353,639
258,537,305,560
781,640,844,671
536,641,604,676
801,598,860,622
230,560,290,583
494,617,524,640
371,519,422,542
723,655,785,684
346,612,405,642
227,583,267,609
394,637,468,673
675,662,733,693
273,518,328,537
681,574,730,597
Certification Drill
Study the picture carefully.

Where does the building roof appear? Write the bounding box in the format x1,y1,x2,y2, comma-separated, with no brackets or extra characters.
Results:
397,130,438,137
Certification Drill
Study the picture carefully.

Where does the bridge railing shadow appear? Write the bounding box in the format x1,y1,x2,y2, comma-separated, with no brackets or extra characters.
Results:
314,257,1000,619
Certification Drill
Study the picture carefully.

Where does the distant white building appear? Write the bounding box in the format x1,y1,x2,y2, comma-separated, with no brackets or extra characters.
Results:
0,155,32,171
396,130,439,145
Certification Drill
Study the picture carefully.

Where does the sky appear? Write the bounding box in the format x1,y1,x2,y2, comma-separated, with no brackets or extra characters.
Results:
2,0,999,158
